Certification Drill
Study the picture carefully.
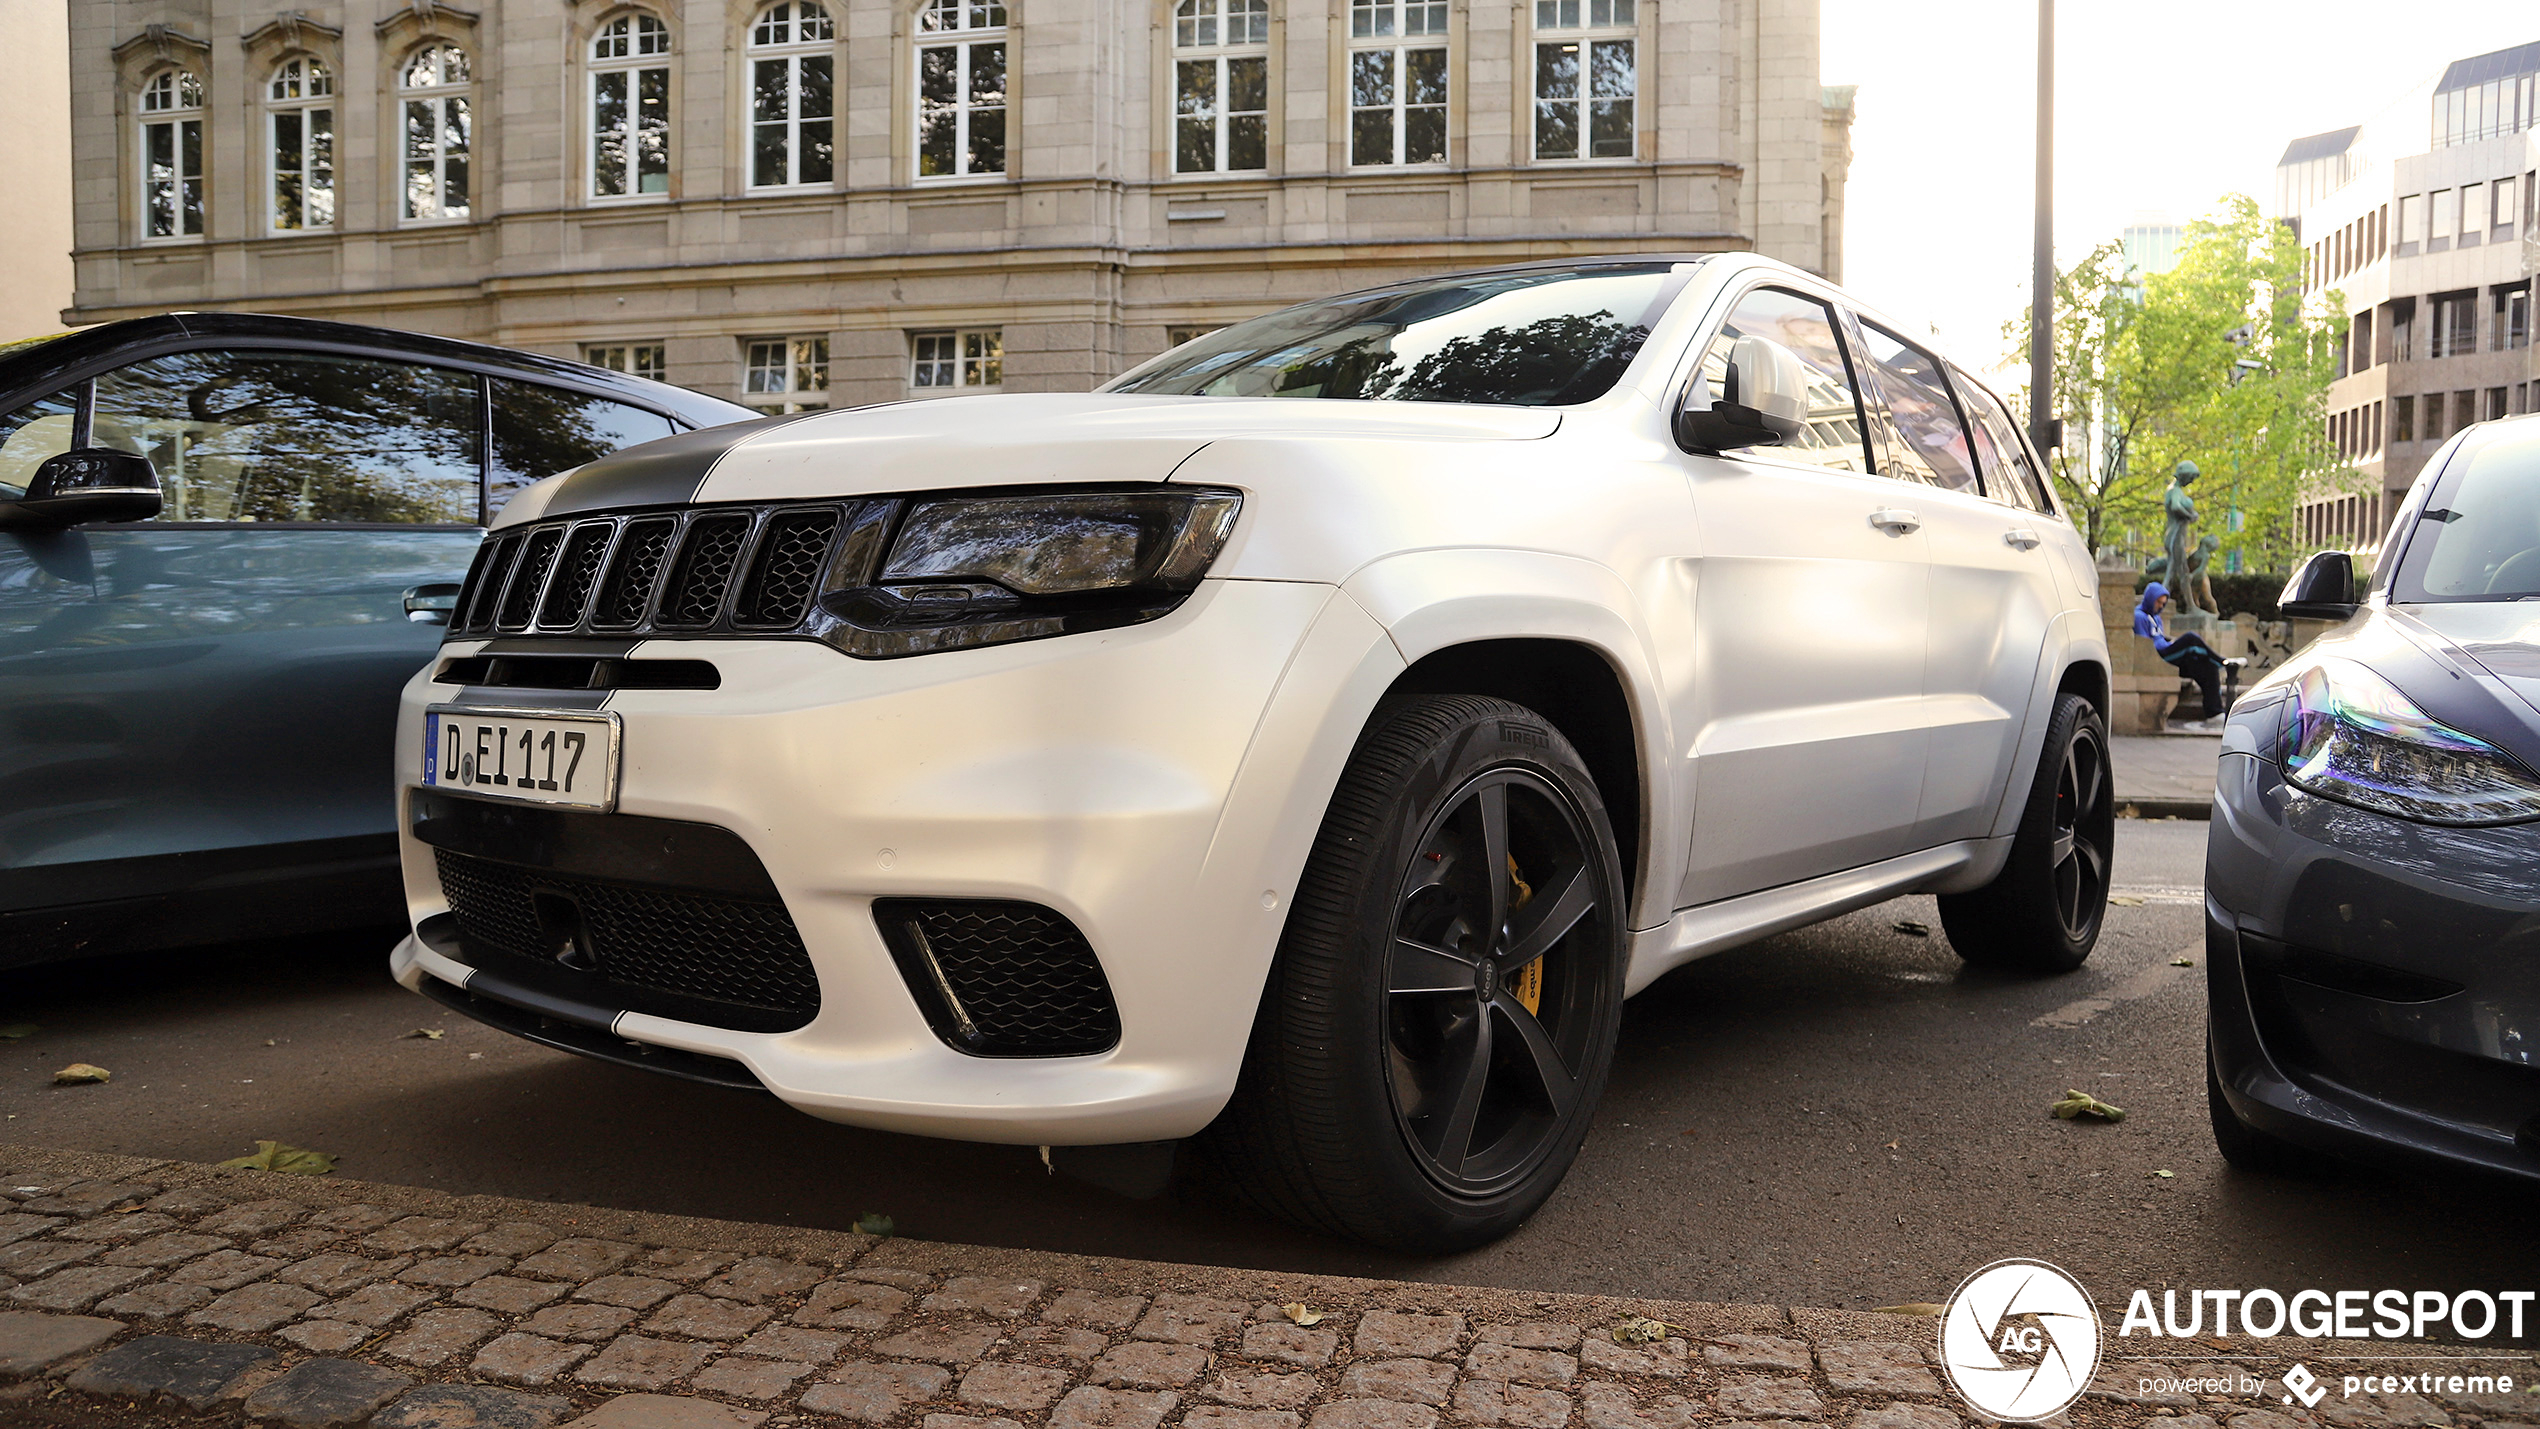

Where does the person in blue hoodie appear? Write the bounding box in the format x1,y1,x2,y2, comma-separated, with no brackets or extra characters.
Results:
2135,581,2233,725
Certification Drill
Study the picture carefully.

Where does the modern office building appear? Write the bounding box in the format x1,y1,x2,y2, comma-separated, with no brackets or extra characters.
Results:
62,0,1853,408
2279,40,2539,558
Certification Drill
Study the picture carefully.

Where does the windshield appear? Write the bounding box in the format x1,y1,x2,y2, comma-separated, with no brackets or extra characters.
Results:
1103,264,1689,406
2393,422,2540,602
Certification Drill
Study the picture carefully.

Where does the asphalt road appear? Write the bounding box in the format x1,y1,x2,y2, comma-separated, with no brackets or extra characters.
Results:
10,818,2539,1322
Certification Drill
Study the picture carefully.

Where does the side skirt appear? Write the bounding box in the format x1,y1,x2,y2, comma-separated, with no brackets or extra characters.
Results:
1624,835,2014,995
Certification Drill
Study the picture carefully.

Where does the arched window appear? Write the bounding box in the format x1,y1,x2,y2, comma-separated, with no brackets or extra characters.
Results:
401,45,473,220
592,13,673,197
1347,0,1444,166
917,0,1006,179
1172,0,1267,174
1531,0,1633,161
748,2,834,188
265,60,335,231
140,70,205,238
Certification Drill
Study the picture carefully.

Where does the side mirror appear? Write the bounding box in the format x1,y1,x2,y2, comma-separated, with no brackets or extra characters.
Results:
2279,549,2358,620
1679,335,1809,453
403,583,462,625
1,450,163,529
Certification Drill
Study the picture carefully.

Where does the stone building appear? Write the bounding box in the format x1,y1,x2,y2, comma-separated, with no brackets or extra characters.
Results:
65,0,1852,408
2280,39,2539,559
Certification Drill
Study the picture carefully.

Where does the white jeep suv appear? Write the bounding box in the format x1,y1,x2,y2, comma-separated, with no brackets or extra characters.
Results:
391,255,2112,1249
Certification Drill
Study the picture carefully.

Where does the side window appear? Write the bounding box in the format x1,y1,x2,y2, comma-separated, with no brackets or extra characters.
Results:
488,379,676,515
1856,323,1977,493
1691,287,1870,472
90,351,481,523
1952,369,2053,514
0,389,81,498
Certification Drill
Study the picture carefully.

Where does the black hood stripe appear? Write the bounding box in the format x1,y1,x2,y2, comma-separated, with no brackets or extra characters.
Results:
534,410,817,520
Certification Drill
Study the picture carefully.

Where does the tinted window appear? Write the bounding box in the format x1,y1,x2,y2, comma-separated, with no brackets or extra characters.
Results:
0,388,79,498
1857,323,1977,493
1105,265,1683,406
91,351,481,523
1952,368,2052,512
2393,422,2540,601
1689,286,1869,472
488,379,677,514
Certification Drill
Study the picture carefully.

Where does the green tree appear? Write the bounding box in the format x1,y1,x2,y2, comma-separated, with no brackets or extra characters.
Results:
2006,195,2358,572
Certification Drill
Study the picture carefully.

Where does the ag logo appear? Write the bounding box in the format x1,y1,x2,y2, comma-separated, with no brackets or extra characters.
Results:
1936,1259,2102,1423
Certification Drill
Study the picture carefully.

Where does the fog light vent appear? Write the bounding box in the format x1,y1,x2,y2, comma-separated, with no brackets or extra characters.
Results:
875,899,1121,1057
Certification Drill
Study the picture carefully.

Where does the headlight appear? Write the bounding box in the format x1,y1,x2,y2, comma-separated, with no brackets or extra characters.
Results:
2280,659,2540,825
822,488,1241,656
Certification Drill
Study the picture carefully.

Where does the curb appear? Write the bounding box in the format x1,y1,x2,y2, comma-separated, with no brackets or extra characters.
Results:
2115,798,2210,821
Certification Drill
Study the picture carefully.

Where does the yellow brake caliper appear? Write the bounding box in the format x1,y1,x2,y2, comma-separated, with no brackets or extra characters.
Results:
1507,855,1542,1014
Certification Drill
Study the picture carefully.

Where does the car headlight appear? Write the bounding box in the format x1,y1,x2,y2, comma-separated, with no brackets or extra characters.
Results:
2280,658,2540,826
822,487,1241,656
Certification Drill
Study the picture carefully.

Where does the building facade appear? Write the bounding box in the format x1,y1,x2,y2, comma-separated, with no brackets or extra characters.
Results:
2,2,73,341
65,0,1851,408
2280,40,2540,560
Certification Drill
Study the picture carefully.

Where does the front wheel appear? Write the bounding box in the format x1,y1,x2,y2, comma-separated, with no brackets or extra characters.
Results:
1202,695,1627,1251
1938,692,2113,974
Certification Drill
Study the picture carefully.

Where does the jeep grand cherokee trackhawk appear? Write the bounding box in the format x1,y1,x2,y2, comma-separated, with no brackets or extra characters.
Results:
390,256,2113,1249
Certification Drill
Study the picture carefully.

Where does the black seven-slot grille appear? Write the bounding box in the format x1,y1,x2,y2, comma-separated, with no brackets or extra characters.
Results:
433,847,821,1034
874,900,1123,1056
453,502,853,639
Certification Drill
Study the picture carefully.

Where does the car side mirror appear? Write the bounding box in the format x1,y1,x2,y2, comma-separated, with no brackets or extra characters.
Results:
2279,549,2358,620
1678,335,1809,453
1,450,163,529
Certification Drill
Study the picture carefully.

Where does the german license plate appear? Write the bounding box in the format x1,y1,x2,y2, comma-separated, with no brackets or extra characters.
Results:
424,706,620,811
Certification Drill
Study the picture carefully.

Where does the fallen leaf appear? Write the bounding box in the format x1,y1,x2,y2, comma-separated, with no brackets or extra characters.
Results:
2150,1169,2175,1179
52,1064,109,1085
1281,1303,1325,1327
263,1039,276,1047
1610,1315,1686,1344
402,1028,445,1040
2172,957,2195,967
1872,1303,1947,1317
217,1141,336,1175
0,1024,37,1040
1883,1140,1900,1150
2051,1088,2126,1122
855,1213,895,1238
2109,895,2147,907
1891,920,1930,937
1679,1128,1698,1137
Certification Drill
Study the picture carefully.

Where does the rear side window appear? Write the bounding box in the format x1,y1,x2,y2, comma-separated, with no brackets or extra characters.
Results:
91,350,482,523
1952,369,2053,513
0,388,80,498
1856,323,1977,493
1690,287,1870,472
488,379,677,515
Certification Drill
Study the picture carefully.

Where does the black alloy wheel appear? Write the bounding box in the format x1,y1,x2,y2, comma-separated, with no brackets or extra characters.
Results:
1385,767,1608,1195
1204,694,1627,1250
1939,692,2114,974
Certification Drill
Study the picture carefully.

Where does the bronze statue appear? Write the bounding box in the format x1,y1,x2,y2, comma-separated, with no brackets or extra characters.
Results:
2144,532,2221,616
2162,461,2204,617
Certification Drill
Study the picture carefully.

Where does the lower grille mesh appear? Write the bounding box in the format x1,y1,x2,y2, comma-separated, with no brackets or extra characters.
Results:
433,849,821,1032
875,899,1121,1056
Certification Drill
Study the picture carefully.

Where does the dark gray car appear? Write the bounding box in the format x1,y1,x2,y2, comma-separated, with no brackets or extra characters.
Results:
0,314,752,967
2208,412,2540,1180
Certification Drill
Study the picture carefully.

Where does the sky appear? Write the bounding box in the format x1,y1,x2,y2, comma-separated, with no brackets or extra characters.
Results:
1819,0,2538,375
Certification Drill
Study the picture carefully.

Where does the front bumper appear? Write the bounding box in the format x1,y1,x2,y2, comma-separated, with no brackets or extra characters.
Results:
2206,742,2540,1180
391,577,1406,1144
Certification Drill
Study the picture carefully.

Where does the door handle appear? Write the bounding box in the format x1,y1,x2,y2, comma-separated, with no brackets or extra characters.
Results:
1868,507,1921,535
2003,528,2043,550
404,583,462,625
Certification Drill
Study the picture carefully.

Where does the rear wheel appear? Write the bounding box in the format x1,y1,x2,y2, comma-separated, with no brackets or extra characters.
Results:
1939,692,2113,974
1203,695,1626,1251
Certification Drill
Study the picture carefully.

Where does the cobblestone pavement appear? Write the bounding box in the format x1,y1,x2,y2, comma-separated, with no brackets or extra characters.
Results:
0,1149,2531,1429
